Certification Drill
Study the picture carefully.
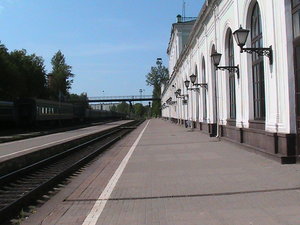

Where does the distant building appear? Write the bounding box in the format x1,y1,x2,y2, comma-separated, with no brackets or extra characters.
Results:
161,0,299,163
90,103,119,111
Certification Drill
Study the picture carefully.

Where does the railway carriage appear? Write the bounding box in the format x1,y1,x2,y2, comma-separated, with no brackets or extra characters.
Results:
0,101,15,125
1,98,126,127
15,98,75,126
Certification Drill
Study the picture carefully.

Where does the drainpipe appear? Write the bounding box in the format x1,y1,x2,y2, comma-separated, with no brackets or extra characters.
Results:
214,5,220,139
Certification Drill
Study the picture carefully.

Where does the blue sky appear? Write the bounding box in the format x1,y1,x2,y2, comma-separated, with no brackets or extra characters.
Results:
0,0,204,97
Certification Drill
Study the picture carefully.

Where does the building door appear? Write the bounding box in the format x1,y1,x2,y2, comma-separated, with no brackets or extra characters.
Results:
292,0,300,154
295,37,300,155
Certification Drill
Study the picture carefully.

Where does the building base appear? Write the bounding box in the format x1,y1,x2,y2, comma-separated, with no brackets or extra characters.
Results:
199,122,217,137
163,117,297,164
220,124,297,164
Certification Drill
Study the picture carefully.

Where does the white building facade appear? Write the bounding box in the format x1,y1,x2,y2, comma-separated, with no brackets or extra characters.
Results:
161,0,300,163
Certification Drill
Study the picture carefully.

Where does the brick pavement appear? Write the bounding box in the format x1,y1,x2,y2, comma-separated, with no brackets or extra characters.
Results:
0,120,132,161
22,119,300,225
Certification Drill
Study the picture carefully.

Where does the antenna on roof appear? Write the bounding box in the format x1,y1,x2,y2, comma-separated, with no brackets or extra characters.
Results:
182,0,186,18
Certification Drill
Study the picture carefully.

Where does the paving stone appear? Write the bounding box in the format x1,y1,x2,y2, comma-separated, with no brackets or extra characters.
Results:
21,119,300,225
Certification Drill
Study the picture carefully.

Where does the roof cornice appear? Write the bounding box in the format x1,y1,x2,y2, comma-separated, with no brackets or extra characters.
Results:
162,0,219,98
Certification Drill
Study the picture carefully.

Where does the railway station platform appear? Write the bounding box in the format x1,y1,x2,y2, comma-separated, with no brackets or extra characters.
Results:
21,119,300,225
0,120,132,162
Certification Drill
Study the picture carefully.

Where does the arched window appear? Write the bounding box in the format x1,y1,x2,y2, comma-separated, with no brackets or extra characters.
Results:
195,65,199,121
202,57,207,120
251,2,265,120
292,0,300,39
211,45,217,123
226,29,236,119
292,0,300,154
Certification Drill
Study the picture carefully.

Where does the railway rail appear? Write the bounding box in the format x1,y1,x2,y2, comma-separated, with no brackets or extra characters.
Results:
0,120,143,223
0,119,123,144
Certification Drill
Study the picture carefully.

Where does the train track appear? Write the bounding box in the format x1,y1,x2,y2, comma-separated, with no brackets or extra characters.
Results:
0,119,122,144
0,120,143,223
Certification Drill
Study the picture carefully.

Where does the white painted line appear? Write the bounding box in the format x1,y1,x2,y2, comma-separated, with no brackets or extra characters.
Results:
0,121,132,159
0,120,129,147
82,120,150,225
0,131,99,159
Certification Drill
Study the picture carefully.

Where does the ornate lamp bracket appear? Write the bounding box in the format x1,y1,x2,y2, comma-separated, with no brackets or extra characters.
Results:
216,66,240,79
241,46,273,65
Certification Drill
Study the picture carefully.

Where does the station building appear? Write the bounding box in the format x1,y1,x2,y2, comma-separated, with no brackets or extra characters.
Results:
161,0,300,163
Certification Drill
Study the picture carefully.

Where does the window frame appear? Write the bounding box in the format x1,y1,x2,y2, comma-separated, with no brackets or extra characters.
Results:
226,30,236,120
202,57,207,121
251,2,266,121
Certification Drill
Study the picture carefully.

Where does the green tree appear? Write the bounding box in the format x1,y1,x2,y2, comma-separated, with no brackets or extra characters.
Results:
0,43,12,99
10,50,47,98
117,101,130,114
146,59,169,117
110,105,117,112
48,50,74,101
0,44,47,100
69,92,89,108
133,103,146,118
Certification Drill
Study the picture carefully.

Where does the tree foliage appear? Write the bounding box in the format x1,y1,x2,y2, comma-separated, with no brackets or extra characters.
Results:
0,43,47,100
116,101,130,114
111,102,150,119
48,50,74,100
69,92,89,108
0,42,78,102
145,59,169,117
133,103,146,118
146,59,169,87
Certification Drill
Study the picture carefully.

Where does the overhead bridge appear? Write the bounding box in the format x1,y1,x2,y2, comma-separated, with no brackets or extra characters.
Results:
87,95,160,103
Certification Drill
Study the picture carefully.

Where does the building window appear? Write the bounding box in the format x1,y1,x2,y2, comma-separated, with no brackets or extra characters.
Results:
251,2,265,120
293,0,300,38
293,1,300,118
211,45,217,123
202,57,207,120
195,65,200,121
226,30,236,119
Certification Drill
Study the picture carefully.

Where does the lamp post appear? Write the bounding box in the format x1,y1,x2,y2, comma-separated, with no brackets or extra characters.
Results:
174,90,180,123
184,75,209,128
172,84,180,124
184,79,192,128
233,25,273,64
139,89,145,103
175,88,188,125
188,74,208,90
210,51,239,139
189,74,200,126
211,51,240,78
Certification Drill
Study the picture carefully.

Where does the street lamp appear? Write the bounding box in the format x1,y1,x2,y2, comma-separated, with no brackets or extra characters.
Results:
211,51,240,79
190,74,208,89
175,88,188,99
190,74,197,84
233,25,273,64
184,79,190,89
185,75,208,91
